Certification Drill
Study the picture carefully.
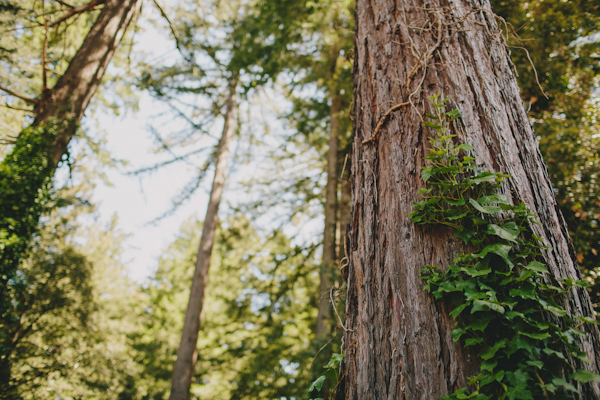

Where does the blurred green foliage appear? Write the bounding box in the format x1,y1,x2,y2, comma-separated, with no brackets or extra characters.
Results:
128,217,318,400
0,186,140,399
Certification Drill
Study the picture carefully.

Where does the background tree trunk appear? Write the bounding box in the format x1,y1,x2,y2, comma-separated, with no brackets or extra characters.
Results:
0,1,140,389
316,90,342,340
342,0,600,398
169,76,238,400
34,0,141,168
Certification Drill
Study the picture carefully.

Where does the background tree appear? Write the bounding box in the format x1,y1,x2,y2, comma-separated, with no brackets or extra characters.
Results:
0,0,141,325
130,217,317,399
132,1,314,397
282,1,354,396
1,178,139,399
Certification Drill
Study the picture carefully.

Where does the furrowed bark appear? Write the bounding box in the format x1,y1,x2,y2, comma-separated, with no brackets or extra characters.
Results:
316,89,342,340
342,0,600,398
169,76,238,400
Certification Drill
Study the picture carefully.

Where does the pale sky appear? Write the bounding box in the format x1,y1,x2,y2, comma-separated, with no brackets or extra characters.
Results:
90,7,210,281
88,4,325,282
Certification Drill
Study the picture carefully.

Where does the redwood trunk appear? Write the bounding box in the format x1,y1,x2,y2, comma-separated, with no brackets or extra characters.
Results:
316,90,342,339
169,77,238,400
343,0,600,399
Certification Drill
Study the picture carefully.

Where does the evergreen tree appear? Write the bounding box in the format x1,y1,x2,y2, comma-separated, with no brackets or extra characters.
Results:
130,217,317,399
1,183,140,399
133,1,313,397
0,0,141,319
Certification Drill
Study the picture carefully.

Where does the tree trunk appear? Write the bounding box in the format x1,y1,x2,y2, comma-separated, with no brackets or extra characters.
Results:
316,89,342,340
169,76,238,400
34,0,141,169
0,0,140,391
342,0,600,399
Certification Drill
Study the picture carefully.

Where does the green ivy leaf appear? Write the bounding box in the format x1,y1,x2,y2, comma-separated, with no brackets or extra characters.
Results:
450,302,469,318
447,199,466,206
480,359,497,372
521,332,550,340
508,287,536,300
465,337,484,347
423,121,443,130
551,377,579,393
486,224,519,242
480,340,506,360
472,299,505,314
523,261,547,273
525,360,543,369
571,369,600,384
468,314,494,332
453,143,474,152
308,375,326,393
467,172,497,185
478,194,511,205
474,243,514,267
422,167,433,182
538,299,568,317
510,335,535,354
324,352,344,369
469,198,503,214
542,348,567,361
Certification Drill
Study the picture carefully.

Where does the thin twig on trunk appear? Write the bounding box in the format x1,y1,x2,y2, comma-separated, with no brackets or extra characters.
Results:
0,85,39,106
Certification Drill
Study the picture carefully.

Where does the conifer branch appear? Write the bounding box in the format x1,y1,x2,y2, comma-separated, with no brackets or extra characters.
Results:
152,0,192,64
0,85,39,106
2,103,35,113
48,0,106,27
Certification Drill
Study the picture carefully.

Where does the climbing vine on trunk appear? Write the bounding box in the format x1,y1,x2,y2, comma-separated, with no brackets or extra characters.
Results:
412,96,600,399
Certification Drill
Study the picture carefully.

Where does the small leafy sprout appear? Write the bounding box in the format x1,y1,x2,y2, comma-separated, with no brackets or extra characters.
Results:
413,96,600,400
308,352,344,400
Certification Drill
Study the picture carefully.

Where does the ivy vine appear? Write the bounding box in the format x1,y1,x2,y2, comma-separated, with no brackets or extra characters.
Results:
0,121,59,312
308,351,344,400
411,95,600,399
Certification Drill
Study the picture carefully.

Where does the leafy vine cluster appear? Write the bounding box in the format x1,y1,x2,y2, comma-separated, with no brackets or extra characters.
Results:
0,122,58,297
412,95,600,399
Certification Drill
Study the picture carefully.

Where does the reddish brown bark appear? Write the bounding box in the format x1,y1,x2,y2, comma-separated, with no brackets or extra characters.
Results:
316,90,343,340
169,77,238,400
342,0,600,398
32,0,140,168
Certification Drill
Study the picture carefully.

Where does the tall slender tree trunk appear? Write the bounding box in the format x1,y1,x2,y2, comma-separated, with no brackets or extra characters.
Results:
0,1,140,391
341,0,600,398
32,0,141,168
315,89,342,340
169,76,238,400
